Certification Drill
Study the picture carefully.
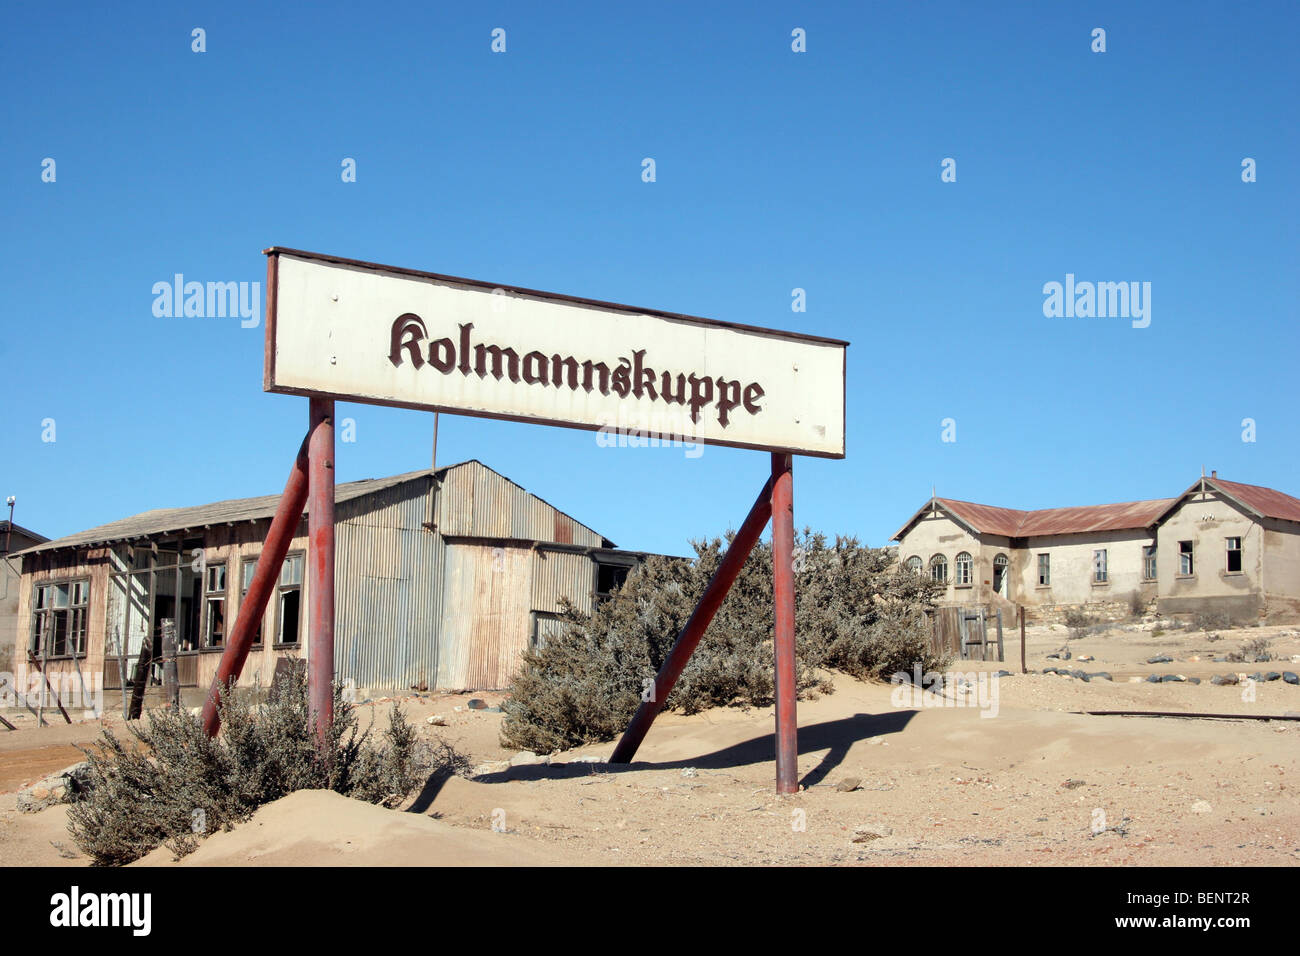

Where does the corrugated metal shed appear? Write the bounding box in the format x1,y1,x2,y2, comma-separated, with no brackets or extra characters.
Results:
435,460,607,547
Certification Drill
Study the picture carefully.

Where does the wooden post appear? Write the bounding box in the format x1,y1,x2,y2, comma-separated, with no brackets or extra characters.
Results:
161,619,180,711
1019,605,1027,674
995,609,1004,662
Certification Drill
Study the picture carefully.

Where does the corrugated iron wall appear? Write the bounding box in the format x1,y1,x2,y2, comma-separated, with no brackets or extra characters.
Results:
437,543,534,689
335,475,445,690
437,460,604,547
531,549,595,615
333,464,607,691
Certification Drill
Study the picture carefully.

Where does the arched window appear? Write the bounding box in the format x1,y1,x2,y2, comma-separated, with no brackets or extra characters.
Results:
993,553,1009,595
906,555,923,574
955,552,973,586
930,554,948,584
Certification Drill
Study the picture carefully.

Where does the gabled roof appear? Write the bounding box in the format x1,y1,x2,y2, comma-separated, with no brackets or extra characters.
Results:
893,496,1174,541
894,474,1300,542
16,460,609,556
1159,476,1300,525
1,521,48,546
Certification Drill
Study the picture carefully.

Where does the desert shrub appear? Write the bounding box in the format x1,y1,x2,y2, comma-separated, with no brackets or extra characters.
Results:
1242,636,1273,662
1063,608,1095,640
1128,590,1147,618
1194,610,1232,631
67,669,461,866
501,530,945,754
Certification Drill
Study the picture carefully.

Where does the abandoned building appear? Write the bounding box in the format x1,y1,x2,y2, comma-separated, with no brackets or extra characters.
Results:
2,519,49,674
12,460,651,698
892,473,1300,623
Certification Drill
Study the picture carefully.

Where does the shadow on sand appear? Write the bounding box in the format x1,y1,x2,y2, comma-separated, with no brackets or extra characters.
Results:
407,708,917,812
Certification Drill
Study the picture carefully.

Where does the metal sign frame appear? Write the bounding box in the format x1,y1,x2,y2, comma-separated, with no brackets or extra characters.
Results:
201,248,851,796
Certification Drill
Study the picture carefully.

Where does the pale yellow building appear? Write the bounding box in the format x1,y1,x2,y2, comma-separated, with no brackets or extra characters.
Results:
892,474,1300,624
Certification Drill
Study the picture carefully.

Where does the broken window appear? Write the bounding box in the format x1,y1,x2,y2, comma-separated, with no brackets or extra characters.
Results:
954,552,973,586
240,555,264,645
204,563,226,648
1226,537,1242,573
1179,540,1194,575
595,560,632,603
930,554,948,584
1093,549,1108,584
1037,553,1050,587
1142,545,1157,581
276,552,304,645
906,555,923,574
30,579,89,658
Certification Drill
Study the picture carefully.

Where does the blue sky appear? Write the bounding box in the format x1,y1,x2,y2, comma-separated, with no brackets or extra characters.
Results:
3,1,1297,556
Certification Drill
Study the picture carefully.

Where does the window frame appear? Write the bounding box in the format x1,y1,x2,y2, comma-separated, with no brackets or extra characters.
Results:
954,551,973,587
274,551,305,648
203,562,228,650
239,554,265,646
929,554,948,585
1178,540,1195,577
1142,545,1157,581
1225,536,1243,574
1036,553,1051,588
29,577,91,660
1092,548,1108,585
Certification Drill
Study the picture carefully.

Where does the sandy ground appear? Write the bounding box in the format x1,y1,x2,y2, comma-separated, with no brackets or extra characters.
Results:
2,621,1297,866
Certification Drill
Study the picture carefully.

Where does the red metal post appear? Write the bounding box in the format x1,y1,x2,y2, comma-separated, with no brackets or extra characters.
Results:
771,452,798,794
610,475,774,765
308,398,336,744
200,436,310,736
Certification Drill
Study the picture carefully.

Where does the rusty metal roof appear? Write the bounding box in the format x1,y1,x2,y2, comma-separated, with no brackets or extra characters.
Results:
896,474,1300,540
1194,477,1300,524
16,460,610,557
941,497,1174,537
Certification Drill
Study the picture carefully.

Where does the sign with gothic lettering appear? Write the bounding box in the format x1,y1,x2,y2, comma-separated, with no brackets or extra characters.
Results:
264,248,847,457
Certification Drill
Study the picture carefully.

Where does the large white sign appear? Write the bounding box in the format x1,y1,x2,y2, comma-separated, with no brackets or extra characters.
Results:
264,249,847,458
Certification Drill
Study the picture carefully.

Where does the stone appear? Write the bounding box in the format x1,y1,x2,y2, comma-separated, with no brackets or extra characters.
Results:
1283,672,1299,685
473,760,511,776
509,750,545,767
17,762,91,813
1263,672,1281,682
1211,674,1239,686
852,824,892,842
1062,779,1086,790
426,714,447,726
1071,670,1090,682
1077,655,1095,662
1091,672,1114,682
1161,674,1185,683
835,777,861,793
1190,800,1213,814
681,767,699,778
1145,675,1161,683
1147,655,1173,664
467,699,489,710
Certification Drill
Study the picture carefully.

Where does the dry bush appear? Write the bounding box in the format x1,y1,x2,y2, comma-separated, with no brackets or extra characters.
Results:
1194,610,1233,632
501,530,945,754
67,669,460,866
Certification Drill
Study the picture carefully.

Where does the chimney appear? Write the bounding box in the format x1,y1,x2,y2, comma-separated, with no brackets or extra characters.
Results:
1211,470,1217,479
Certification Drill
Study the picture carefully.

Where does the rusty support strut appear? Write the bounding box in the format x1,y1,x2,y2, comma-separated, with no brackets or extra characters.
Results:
307,398,335,744
609,475,775,766
200,435,310,736
770,452,798,794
